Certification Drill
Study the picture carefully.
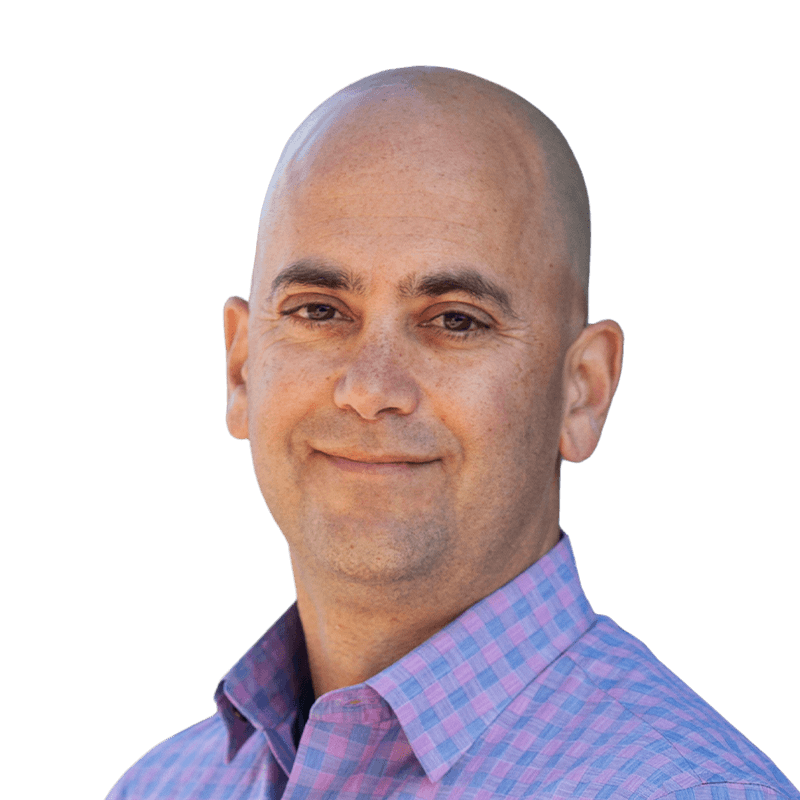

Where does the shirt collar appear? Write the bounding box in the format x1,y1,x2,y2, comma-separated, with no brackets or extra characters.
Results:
216,532,595,780
366,532,596,781
216,603,312,768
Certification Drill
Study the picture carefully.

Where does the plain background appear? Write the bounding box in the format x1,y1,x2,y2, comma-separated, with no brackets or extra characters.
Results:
2,2,798,797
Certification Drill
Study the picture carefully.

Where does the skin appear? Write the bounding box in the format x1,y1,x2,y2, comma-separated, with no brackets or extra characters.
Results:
224,68,623,698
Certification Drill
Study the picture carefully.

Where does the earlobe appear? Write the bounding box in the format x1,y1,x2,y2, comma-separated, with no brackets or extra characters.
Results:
227,385,249,440
224,296,250,440
559,319,624,463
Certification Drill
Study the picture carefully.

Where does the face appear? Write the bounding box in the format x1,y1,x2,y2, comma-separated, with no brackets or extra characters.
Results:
235,102,582,601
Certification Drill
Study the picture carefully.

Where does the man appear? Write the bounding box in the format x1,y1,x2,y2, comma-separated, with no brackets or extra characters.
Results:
106,67,798,799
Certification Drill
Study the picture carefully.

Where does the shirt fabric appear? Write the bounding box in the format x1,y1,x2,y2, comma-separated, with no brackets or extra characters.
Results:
106,534,798,800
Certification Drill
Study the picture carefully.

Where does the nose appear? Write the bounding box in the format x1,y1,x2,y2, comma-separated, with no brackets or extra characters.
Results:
333,332,421,420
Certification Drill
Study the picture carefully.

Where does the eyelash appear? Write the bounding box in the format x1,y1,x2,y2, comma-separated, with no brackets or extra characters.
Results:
280,303,490,340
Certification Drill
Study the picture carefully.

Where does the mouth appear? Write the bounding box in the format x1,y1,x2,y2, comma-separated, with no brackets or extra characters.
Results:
314,450,439,475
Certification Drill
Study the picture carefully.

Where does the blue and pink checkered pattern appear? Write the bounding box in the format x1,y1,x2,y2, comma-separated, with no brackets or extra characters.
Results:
106,534,798,799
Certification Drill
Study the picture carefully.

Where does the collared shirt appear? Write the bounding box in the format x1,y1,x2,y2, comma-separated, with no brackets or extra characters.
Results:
106,534,798,799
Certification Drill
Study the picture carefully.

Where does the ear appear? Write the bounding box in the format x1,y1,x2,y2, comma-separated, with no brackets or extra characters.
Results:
224,296,250,440
559,319,624,463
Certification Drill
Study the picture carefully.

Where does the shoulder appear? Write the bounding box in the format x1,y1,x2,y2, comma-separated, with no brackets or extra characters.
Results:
104,714,227,799
654,783,797,800
497,616,798,799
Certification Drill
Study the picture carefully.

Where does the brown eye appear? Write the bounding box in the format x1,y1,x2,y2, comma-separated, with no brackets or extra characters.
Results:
441,312,475,331
280,300,350,328
304,303,337,320
426,309,490,339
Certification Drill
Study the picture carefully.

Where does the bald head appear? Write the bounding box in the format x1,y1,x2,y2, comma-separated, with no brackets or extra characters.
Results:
256,66,590,303
227,66,624,611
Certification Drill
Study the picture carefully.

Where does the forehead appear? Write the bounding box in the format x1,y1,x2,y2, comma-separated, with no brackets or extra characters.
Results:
255,93,564,301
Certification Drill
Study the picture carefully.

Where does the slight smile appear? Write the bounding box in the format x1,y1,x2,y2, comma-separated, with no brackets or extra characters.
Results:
315,451,439,475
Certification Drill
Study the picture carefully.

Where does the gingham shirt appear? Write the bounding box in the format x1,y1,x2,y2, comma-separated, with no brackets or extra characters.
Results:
106,534,798,799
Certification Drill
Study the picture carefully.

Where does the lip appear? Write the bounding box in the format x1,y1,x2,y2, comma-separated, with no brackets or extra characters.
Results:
315,450,439,475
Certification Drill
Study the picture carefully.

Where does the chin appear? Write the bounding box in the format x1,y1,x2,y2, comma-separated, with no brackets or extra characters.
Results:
298,512,452,587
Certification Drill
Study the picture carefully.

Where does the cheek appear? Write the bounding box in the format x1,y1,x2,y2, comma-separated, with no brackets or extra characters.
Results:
432,359,523,448
449,352,563,463
248,343,332,444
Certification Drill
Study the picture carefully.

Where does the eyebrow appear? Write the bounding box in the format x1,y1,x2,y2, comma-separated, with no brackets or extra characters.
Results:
399,268,518,318
269,260,365,297
270,260,517,318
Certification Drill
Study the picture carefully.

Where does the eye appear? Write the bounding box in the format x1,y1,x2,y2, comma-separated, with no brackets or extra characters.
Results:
280,302,345,323
429,310,489,335
301,303,337,321
439,311,480,331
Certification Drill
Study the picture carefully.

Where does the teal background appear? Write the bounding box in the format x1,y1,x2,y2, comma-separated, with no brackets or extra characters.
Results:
3,2,796,795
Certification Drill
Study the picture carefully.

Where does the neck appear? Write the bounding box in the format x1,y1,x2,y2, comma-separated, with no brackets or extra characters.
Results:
291,521,561,699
